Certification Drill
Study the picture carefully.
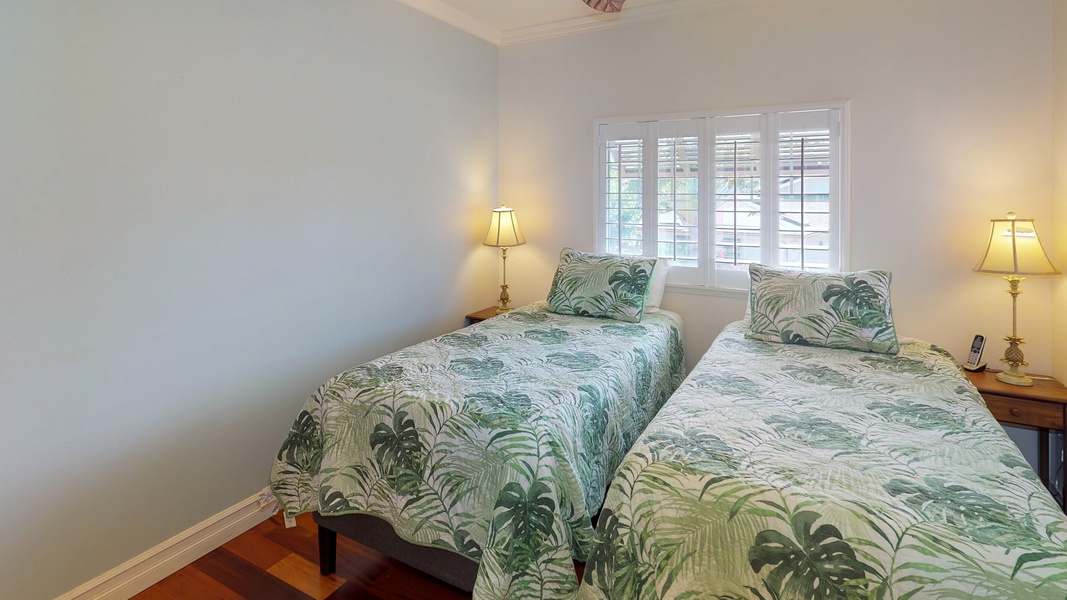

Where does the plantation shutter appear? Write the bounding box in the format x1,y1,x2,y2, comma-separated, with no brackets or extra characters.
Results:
595,103,847,289
712,114,762,289
655,119,701,272
778,109,840,271
598,122,645,256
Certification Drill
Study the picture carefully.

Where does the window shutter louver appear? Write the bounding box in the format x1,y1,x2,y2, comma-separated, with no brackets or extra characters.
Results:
600,123,645,256
595,104,846,289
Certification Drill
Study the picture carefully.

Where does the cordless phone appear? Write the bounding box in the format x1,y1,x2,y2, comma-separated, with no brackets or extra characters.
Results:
963,334,986,371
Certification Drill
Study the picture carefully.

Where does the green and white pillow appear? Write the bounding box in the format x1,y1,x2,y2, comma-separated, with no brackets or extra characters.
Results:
745,264,900,354
546,248,657,323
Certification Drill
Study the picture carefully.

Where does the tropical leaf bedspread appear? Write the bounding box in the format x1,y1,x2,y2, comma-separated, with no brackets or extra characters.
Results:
269,302,685,599
579,322,1067,600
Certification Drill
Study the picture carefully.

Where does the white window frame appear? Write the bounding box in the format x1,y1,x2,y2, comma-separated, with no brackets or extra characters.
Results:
594,101,850,291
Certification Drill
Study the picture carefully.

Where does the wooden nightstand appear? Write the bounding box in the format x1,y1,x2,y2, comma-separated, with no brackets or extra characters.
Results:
465,306,502,325
965,369,1067,507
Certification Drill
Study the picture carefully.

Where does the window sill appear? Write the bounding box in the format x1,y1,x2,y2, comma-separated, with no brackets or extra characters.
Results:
663,283,747,300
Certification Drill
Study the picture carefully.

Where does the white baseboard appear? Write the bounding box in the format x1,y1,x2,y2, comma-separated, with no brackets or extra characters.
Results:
56,488,277,600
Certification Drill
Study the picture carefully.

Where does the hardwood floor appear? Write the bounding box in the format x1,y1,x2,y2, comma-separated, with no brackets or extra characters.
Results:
132,513,474,600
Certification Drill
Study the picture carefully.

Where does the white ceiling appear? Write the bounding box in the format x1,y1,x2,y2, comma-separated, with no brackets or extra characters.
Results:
395,0,742,46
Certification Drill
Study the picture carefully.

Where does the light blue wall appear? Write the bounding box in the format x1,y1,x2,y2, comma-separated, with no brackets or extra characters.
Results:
0,2,499,597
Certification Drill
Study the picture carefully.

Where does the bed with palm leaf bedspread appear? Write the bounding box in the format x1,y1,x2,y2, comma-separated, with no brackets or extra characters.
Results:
578,321,1067,600
269,301,685,599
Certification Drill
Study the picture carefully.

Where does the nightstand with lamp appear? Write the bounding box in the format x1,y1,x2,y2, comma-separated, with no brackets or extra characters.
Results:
969,212,1065,509
466,206,526,326
973,212,1060,386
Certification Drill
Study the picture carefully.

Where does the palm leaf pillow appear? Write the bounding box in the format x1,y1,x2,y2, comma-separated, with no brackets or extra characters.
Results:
746,264,900,354
546,248,657,323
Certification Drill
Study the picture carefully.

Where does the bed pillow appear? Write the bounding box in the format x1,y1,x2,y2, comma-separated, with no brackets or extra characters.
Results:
745,264,900,354
646,258,670,309
546,248,657,323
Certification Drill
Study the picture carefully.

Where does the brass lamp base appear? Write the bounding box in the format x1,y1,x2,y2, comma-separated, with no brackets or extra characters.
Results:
996,335,1033,386
496,283,512,314
994,278,1034,387
494,247,514,314
996,368,1033,387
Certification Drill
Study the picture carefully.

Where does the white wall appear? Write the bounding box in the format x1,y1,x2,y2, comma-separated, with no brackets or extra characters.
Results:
0,1,498,598
499,0,1056,373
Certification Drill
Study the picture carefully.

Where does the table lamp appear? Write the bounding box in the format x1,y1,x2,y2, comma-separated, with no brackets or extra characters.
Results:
974,212,1060,386
483,206,526,313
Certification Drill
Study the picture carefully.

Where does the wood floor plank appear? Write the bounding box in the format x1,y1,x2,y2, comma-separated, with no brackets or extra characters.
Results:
267,552,346,600
129,583,180,600
223,519,293,571
134,563,245,600
137,512,477,600
194,547,313,600
324,580,387,600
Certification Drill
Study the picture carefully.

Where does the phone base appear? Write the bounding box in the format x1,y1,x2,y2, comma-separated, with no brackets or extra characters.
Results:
962,362,987,372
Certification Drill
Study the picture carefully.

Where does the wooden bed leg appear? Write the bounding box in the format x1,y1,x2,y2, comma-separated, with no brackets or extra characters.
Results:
318,525,337,575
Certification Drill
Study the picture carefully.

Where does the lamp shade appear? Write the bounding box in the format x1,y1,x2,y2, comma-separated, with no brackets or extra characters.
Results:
483,206,526,248
974,213,1059,275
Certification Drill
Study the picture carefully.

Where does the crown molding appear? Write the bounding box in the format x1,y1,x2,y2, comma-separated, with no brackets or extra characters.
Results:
499,0,747,46
394,0,749,47
393,0,502,45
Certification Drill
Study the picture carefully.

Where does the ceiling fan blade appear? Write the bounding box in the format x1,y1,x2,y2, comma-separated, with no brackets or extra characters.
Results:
584,0,625,13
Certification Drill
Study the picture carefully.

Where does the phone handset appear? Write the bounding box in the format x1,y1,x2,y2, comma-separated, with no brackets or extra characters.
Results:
963,334,986,372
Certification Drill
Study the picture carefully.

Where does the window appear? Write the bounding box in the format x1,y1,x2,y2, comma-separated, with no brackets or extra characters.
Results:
596,103,847,290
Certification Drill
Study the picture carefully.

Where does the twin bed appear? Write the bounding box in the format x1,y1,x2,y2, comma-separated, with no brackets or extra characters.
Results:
270,254,1067,599
578,322,1067,599
269,296,686,597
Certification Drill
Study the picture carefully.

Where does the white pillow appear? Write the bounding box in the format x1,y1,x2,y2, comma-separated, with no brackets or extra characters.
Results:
646,258,670,309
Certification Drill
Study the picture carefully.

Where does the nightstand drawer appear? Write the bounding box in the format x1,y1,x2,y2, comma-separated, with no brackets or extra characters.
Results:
983,394,1065,429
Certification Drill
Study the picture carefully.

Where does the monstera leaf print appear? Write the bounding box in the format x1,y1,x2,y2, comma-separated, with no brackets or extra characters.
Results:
781,364,852,388
341,363,404,388
584,509,652,597
856,353,932,376
577,385,609,457
780,329,812,345
746,265,899,354
451,528,483,560
369,410,424,496
523,327,570,345
576,322,1067,600
276,409,323,472
764,413,858,451
749,510,876,599
884,476,1042,548
319,488,355,512
493,480,557,572
867,400,962,430
600,323,647,337
645,428,736,474
822,276,888,328
438,331,489,349
547,351,602,370
448,357,504,379
269,303,687,600
465,391,535,429
546,248,655,322
608,263,651,297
